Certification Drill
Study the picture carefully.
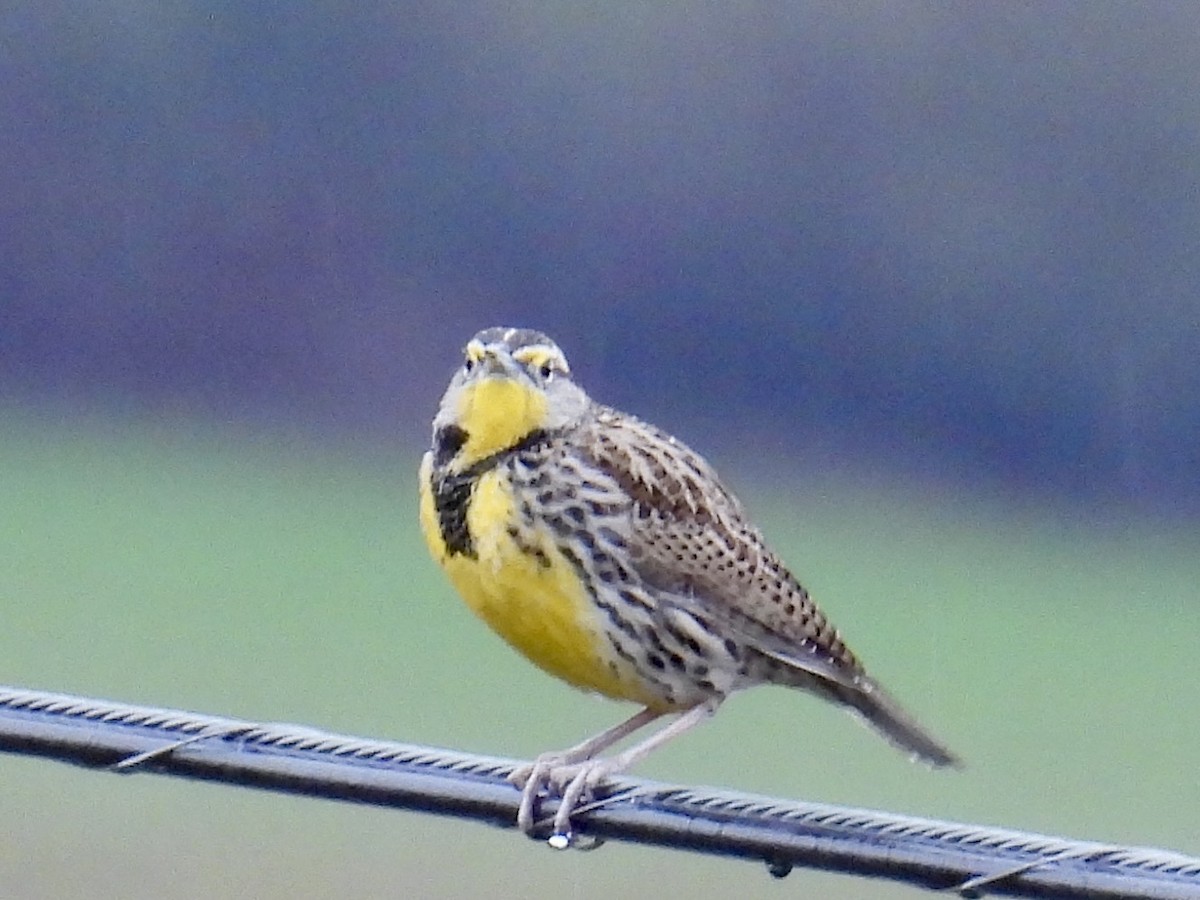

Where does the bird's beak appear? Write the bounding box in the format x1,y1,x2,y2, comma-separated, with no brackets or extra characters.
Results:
476,347,516,379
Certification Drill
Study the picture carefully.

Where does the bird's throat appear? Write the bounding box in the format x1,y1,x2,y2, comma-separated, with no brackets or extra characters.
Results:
454,378,548,466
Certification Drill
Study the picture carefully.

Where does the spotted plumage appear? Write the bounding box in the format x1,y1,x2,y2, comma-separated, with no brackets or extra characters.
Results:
419,326,958,844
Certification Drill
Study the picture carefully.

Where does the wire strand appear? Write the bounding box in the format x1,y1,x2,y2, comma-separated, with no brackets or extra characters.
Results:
1,685,1196,899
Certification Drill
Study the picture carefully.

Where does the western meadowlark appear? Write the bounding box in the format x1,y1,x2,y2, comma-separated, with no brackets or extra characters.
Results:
418,326,958,845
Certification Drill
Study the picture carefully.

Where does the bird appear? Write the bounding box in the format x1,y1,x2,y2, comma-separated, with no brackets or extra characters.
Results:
418,326,959,846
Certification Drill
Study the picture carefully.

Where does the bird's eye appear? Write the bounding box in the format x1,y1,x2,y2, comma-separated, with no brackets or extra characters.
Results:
540,363,554,380
463,357,474,373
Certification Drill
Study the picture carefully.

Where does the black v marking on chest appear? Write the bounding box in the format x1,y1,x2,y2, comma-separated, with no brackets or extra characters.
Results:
430,427,555,558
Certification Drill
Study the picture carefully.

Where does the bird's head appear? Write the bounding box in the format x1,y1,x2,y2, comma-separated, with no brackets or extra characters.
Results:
430,327,590,470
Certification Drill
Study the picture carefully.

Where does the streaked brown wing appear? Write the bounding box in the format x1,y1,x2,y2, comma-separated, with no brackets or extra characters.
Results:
580,406,864,685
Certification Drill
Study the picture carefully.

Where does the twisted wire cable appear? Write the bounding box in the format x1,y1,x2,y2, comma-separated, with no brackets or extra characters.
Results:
1,685,1196,899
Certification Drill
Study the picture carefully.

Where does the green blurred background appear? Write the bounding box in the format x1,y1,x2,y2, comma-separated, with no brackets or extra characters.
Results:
4,3,1200,898
2,414,1196,898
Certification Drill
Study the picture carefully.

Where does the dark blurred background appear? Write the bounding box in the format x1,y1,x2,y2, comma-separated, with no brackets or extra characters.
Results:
2,5,1198,899
4,2,1198,511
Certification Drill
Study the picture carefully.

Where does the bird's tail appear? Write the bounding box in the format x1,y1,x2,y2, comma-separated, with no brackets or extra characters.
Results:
839,677,961,768
754,642,960,767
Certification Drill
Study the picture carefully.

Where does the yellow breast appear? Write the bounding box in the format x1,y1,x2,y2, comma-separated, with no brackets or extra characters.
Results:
419,458,657,704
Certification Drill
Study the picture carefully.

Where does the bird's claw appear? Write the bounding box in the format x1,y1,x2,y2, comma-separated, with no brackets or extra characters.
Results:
511,755,615,846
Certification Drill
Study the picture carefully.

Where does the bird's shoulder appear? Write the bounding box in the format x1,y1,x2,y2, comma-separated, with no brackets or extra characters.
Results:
574,404,747,525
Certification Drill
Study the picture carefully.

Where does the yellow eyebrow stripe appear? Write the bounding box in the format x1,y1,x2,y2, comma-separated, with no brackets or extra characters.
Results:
513,345,568,373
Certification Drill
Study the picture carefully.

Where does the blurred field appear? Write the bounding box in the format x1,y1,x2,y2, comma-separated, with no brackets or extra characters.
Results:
1,413,1196,899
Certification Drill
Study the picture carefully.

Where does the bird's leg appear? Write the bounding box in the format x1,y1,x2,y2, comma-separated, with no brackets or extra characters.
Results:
546,696,724,844
511,706,663,834
510,706,663,785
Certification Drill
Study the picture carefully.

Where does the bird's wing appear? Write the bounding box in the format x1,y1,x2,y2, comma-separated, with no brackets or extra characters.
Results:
580,407,865,687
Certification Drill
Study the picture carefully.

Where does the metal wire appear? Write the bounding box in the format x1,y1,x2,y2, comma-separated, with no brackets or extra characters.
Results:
1,685,1196,899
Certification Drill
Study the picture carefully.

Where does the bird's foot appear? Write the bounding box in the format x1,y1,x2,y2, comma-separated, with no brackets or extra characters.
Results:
510,754,618,847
